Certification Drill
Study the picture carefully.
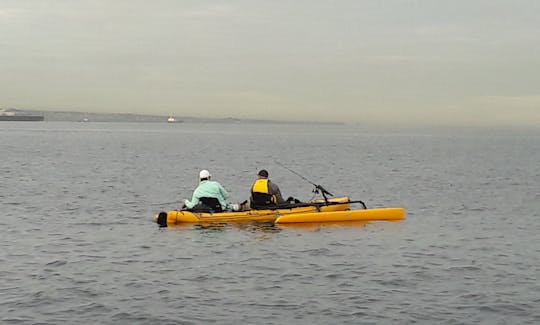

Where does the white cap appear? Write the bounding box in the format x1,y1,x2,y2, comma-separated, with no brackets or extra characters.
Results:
199,170,211,179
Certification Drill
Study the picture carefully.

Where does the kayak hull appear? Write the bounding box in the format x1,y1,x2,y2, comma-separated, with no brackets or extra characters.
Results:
155,197,352,225
275,208,406,223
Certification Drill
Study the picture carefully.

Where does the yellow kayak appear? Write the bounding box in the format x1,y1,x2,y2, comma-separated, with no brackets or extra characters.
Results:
154,196,406,226
155,197,351,226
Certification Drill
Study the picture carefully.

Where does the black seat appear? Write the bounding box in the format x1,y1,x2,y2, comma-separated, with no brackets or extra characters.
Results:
250,192,276,209
193,197,223,213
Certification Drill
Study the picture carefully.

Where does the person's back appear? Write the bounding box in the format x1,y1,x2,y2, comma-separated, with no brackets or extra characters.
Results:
250,169,285,209
192,180,229,207
185,170,230,211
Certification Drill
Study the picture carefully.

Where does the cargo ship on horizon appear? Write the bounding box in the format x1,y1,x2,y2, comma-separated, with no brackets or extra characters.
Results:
0,109,44,121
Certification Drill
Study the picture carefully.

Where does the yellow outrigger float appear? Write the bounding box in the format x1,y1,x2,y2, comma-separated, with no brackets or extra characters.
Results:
154,196,405,226
274,207,405,223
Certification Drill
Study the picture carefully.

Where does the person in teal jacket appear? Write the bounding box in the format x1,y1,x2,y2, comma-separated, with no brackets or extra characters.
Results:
184,170,239,211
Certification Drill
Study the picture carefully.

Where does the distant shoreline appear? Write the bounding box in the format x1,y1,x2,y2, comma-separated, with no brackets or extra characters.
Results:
2,108,539,131
6,108,343,125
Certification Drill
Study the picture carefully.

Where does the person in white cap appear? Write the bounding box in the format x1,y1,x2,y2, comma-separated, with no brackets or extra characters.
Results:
184,170,240,211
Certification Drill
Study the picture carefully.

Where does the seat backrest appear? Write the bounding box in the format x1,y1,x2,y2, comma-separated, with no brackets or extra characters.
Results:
198,197,223,212
250,192,275,209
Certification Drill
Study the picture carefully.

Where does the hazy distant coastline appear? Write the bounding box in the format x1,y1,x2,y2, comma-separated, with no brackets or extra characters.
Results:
8,109,342,125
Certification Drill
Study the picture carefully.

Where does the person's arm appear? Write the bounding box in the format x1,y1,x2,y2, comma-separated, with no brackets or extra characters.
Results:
218,182,229,201
185,187,201,209
269,181,285,203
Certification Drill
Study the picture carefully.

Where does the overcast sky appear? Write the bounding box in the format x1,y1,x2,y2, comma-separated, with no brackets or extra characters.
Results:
1,0,539,126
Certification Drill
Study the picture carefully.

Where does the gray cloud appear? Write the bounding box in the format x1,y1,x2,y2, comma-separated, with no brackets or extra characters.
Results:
1,0,539,126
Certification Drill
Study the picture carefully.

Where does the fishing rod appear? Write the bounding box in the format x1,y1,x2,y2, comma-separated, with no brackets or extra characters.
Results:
150,200,181,206
274,161,333,203
274,162,367,208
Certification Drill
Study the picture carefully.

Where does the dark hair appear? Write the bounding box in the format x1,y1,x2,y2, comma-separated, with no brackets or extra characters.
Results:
257,169,269,177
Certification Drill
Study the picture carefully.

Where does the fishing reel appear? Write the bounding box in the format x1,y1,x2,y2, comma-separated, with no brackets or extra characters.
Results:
312,184,333,196
312,184,333,203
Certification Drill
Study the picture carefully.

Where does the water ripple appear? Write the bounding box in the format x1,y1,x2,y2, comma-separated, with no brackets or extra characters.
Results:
2,122,539,324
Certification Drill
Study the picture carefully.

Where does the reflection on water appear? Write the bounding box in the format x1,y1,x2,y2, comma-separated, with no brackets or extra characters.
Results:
165,221,284,233
276,220,372,230
161,220,380,232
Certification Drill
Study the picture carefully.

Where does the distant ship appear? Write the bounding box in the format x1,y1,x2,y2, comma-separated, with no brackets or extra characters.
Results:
167,116,177,123
0,109,44,121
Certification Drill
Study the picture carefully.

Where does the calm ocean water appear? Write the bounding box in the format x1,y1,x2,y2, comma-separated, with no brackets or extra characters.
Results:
1,121,539,324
